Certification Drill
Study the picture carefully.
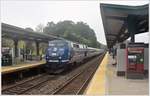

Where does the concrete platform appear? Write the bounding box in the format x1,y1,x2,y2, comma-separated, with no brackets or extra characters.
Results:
106,55,148,95
1,60,46,75
85,52,148,95
85,53,108,95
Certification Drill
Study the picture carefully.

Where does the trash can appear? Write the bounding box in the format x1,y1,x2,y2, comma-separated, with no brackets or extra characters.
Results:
2,54,12,66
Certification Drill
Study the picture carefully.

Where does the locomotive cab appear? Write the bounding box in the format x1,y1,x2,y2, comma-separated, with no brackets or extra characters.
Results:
45,40,71,73
45,39,102,74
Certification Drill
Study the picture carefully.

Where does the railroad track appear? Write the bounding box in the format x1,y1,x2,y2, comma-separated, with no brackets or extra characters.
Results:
2,53,105,95
50,53,105,95
2,74,55,95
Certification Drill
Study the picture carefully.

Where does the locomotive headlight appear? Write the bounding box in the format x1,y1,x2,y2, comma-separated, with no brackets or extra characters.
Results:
59,56,62,59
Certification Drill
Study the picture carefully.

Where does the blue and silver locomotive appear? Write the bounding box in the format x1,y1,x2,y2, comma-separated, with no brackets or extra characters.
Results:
45,39,103,73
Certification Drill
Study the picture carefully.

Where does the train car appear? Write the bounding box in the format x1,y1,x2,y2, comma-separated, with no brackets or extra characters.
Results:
45,39,103,73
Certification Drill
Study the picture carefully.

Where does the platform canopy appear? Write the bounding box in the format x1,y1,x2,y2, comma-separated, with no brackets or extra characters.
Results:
2,23,63,42
100,4,149,48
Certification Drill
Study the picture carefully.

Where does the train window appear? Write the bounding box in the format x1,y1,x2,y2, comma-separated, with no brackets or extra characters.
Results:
73,44,79,48
76,44,79,48
79,44,82,48
85,46,87,48
84,45,87,48
49,43,55,47
49,42,66,47
81,45,84,48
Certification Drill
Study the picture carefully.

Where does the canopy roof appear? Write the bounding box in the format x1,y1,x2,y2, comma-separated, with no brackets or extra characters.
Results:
2,23,62,42
100,4,149,48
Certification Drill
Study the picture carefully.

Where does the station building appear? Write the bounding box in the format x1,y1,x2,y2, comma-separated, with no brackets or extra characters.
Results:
85,3,149,95
1,23,62,74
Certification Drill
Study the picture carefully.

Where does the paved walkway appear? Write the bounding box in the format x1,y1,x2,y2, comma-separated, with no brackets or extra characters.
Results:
106,55,149,95
85,53,148,95
85,53,108,95
1,60,46,74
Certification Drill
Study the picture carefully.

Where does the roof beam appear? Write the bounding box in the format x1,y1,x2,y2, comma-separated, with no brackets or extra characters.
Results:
2,23,61,42
100,4,148,49
112,21,127,46
101,4,148,16
106,15,126,21
106,34,117,36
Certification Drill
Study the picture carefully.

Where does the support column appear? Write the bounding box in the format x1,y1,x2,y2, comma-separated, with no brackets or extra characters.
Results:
36,41,40,56
127,15,138,43
23,45,25,61
14,39,19,57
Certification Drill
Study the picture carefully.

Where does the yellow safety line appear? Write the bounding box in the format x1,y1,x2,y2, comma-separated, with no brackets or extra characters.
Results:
85,52,108,95
1,61,46,74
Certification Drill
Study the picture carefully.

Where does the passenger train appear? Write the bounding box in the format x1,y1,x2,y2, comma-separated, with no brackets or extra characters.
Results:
45,39,104,73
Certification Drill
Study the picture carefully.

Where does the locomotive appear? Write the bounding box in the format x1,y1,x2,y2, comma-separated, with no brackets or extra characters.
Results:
45,39,103,73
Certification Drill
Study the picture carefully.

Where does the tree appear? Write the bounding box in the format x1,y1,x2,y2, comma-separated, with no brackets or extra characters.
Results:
25,27,36,55
2,38,14,47
43,21,56,35
35,23,44,32
43,20,104,48
25,27,34,31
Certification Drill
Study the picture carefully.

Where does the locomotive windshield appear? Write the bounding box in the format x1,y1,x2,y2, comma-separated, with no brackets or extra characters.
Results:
46,40,70,60
48,40,67,47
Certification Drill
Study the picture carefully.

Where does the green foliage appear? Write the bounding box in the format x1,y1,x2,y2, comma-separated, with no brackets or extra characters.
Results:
18,40,26,48
25,28,36,55
2,38,14,47
43,20,103,48
35,23,44,32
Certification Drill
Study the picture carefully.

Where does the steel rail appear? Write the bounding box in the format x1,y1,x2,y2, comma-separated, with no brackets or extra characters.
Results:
76,53,105,94
2,74,54,95
51,53,105,95
2,73,46,91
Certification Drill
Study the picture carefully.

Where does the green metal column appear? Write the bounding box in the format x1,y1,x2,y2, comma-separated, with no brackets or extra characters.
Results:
36,41,40,56
14,39,19,57
127,15,138,43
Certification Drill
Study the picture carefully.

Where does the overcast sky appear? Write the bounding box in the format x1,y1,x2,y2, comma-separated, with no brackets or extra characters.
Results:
1,0,149,45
